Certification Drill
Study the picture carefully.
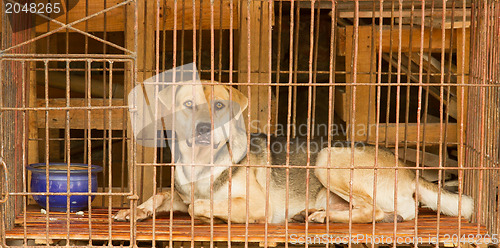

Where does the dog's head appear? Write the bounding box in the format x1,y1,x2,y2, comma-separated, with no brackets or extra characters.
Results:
158,80,248,164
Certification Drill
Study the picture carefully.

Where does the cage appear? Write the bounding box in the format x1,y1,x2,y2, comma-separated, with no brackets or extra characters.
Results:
0,0,499,247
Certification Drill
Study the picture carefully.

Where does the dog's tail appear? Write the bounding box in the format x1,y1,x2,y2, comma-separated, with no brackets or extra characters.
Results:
416,179,474,219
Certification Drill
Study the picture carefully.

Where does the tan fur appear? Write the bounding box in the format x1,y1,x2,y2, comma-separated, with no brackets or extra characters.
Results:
114,82,474,224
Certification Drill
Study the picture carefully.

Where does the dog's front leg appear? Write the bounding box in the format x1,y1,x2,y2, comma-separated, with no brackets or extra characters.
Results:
114,190,188,222
189,197,268,223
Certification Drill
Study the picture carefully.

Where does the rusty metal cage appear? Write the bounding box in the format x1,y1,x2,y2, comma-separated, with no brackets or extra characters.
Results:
1,0,499,247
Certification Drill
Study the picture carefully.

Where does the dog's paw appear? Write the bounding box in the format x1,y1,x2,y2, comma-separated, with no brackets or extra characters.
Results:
113,208,150,222
308,210,327,223
291,209,322,223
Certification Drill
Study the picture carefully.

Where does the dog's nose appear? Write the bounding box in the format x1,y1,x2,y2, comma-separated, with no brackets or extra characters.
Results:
196,123,211,136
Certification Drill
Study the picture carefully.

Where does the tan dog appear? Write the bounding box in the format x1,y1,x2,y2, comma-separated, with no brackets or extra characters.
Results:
114,81,474,224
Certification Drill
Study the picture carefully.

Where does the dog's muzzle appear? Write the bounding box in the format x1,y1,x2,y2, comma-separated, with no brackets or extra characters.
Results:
186,122,220,149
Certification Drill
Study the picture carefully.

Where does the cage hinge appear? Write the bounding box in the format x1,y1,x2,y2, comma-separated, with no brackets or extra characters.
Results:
127,194,139,200
0,157,8,204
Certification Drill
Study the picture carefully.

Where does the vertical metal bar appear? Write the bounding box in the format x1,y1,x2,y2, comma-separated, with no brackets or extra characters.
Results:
65,60,71,246
191,0,197,246
392,0,403,244
403,0,415,162
384,0,395,147
285,0,295,247
292,4,300,138
210,1,216,248
413,1,426,247
107,61,114,245
86,59,93,246
44,60,50,245
227,0,234,246
325,1,337,246
274,1,283,136
265,0,273,247
245,1,252,247
21,60,28,246
170,0,178,247
349,1,360,246
372,1,384,246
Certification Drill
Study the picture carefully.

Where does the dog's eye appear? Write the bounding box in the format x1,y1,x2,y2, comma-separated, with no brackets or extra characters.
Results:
183,100,193,108
215,101,225,110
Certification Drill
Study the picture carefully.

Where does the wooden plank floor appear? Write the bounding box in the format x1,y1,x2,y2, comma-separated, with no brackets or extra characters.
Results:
6,206,488,244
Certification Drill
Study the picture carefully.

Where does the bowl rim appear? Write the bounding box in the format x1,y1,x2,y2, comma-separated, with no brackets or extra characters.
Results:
27,163,103,174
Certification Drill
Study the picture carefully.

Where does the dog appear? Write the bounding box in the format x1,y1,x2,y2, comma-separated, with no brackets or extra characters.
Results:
114,81,474,224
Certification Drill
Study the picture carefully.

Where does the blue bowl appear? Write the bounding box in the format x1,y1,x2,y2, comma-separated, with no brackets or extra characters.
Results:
27,163,102,212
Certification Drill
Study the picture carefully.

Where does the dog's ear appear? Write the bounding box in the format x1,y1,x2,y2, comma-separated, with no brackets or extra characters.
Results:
223,85,248,119
222,86,249,163
158,85,174,112
156,85,176,130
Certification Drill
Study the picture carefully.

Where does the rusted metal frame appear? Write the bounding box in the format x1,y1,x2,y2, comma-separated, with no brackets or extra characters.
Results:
21,60,28,245
325,0,337,245
158,0,168,194
310,3,321,139
85,59,96,245
274,1,283,137
44,60,51,245
65,60,72,245
484,2,495,233
433,0,449,243
0,59,5,244
1,106,129,111
403,0,415,163
100,0,109,211
0,8,4,242
209,1,216,248
107,62,114,244
190,0,197,246
285,0,296,247
476,0,488,234
135,162,500,170
384,0,395,147
349,1,360,246
304,1,317,247
32,67,126,72
292,4,300,138
1,54,134,60
198,69,467,76
197,0,204,72
245,0,252,247
169,0,178,247
227,0,234,241
149,1,161,246
265,0,273,247
421,0,436,178
391,0,403,243
413,1,427,247
371,0,384,246
467,0,477,215
218,0,224,83
129,0,139,244
2,0,134,55
442,1,456,183
494,2,500,235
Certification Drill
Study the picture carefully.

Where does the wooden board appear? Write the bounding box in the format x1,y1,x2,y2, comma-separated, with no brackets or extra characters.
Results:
345,26,377,142
6,207,488,244
34,0,238,33
238,0,275,133
35,98,126,130
367,123,458,147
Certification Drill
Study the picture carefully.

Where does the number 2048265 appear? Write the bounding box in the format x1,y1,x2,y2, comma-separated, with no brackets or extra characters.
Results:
5,2,61,14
